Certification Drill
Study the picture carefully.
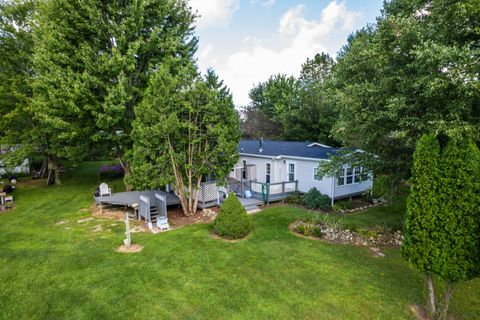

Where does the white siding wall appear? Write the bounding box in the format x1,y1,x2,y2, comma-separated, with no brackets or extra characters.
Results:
231,155,373,200
283,158,334,195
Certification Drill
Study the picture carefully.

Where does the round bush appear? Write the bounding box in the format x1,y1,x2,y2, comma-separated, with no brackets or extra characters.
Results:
213,192,252,239
302,188,332,210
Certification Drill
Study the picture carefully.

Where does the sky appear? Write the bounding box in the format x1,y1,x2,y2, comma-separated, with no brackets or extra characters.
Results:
188,0,384,106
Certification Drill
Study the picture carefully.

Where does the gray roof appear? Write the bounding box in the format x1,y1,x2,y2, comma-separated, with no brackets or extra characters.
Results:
238,140,342,160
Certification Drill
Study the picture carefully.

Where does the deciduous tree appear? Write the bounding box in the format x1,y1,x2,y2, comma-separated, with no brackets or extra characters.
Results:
128,64,240,216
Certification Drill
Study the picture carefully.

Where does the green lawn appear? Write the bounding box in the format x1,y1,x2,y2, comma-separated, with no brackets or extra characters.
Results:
1,162,479,319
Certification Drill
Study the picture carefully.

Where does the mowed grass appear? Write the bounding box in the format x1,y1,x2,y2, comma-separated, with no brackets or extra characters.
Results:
0,162,479,320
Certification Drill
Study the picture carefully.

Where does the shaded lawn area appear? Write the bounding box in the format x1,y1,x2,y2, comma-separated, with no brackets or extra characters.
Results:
0,162,479,319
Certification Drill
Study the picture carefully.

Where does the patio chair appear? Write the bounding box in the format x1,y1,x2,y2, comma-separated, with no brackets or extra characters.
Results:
99,183,111,197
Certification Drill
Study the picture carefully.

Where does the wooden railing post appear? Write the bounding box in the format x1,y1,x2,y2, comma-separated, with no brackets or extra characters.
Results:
282,182,285,203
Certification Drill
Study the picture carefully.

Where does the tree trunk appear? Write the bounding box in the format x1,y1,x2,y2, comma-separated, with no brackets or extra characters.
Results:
118,157,132,191
440,282,454,320
427,274,437,318
46,155,61,186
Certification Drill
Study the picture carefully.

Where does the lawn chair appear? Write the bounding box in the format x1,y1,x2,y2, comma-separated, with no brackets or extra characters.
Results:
99,183,111,197
154,193,169,231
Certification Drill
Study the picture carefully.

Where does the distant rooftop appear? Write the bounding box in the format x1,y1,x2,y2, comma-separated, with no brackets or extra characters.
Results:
238,139,343,160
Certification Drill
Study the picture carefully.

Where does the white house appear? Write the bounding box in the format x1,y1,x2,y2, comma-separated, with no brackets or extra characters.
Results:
229,139,372,203
0,145,30,177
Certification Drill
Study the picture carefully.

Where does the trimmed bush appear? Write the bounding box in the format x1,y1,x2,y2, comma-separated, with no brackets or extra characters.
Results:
302,188,331,210
284,191,303,205
213,192,252,239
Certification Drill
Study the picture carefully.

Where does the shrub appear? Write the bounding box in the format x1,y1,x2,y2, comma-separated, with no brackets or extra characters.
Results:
302,188,332,210
284,191,303,205
99,164,124,180
336,200,355,210
213,192,251,239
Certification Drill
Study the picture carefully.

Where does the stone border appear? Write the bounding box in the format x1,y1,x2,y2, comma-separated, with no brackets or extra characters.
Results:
336,199,388,214
289,220,403,248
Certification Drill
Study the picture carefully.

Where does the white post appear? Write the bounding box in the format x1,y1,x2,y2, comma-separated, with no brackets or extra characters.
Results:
124,212,131,247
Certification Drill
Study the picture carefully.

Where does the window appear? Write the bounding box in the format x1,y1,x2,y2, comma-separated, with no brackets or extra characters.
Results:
313,167,323,181
346,167,354,184
337,168,345,186
338,166,363,186
354,167,362,183
288,163,295,182
266,163,271,184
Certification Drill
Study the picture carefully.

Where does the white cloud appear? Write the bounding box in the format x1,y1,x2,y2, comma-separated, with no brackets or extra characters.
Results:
197,1,361,106
262,0,276,8
189,0,240,29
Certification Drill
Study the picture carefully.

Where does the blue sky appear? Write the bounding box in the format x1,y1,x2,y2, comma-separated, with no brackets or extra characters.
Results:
188,0,384,106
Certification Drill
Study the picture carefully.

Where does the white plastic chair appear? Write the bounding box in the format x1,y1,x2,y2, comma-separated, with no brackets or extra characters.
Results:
99,183,111,197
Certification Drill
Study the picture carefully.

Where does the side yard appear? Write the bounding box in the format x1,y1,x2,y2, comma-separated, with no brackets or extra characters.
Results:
0,162,479,319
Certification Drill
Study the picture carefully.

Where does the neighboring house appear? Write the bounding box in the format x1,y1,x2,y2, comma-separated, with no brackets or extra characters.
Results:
0,145,30,177
229,139,372,203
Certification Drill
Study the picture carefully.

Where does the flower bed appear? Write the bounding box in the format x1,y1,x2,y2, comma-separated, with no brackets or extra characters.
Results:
99,164,124,180
291,218,403,247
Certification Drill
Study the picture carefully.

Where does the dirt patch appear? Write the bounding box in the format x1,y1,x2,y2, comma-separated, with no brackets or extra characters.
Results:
410,305,430,320
209,231,250,243
409,304,456,320
77,217,94,223
91,204,126,221
168,206,218,228
92,225,103,233
116,244,143,253
55,220,68,225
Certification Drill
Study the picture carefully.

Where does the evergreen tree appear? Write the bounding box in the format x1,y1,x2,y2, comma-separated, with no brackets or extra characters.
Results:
213,192,251,239
31,0,197,186
402,133,480,319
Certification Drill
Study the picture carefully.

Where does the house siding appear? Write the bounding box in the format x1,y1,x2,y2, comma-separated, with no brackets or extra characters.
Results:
232,155,373,201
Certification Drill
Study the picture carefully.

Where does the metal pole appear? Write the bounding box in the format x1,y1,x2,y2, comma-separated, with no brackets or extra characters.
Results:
124,212,131,248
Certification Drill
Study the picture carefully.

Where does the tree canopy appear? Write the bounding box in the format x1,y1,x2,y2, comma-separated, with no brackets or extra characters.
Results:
330,0,480,178
128,64,240,216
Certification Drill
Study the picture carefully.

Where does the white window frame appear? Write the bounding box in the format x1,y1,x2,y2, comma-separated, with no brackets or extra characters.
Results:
313,167,323,181
265,162,272,184
337,166,363,186
354,166,362,183
286,161,296,182
337,168,345,186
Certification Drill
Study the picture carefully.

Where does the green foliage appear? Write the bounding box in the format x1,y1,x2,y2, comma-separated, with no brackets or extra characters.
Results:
284,191,303,205
302,188,332,210
331,0,480,178
128,65,240,215
213,193,251,239
242,53,339,145
402,134,480,283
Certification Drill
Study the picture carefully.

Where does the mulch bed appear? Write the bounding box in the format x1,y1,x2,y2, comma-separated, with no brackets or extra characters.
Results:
91,203,219,232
